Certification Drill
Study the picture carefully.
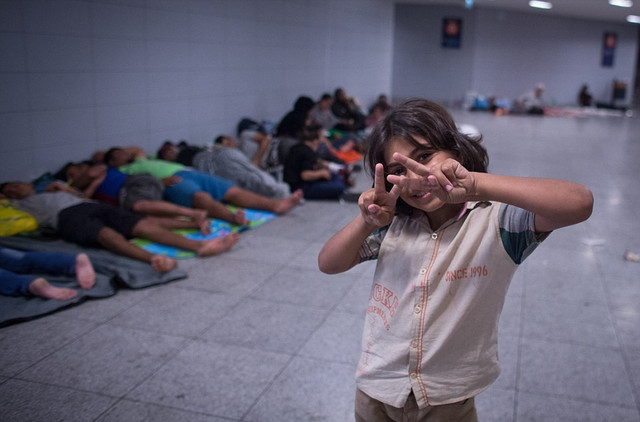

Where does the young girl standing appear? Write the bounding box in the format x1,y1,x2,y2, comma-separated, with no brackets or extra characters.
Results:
318,98,593,421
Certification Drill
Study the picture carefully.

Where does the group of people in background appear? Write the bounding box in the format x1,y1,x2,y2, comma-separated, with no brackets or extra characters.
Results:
0,87,392,301
467,82,596,116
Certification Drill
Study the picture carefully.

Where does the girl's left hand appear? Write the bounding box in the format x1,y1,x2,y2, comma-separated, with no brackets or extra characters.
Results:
386,152,477,203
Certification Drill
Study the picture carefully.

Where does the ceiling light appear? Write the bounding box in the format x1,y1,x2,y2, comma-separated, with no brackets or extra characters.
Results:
529,1,553,10
609,0,633,7
627,14,640,23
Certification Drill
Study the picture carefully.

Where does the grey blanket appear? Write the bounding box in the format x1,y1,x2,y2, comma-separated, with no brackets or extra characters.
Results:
0,236,187,327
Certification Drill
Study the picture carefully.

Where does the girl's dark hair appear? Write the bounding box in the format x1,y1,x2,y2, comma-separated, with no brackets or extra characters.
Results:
365,98,489,215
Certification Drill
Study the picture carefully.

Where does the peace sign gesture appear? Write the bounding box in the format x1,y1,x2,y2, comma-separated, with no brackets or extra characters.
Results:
359,163,401,228
386,152,475,204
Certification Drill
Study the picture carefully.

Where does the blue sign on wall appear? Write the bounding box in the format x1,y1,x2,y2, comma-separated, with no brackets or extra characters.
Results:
442,18,462,49
601,32,616,67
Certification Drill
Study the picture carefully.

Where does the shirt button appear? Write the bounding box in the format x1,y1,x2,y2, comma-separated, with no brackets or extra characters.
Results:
431,232,438,239
414,304,421,314
410,372,418,379
411,339,418,348
419,268,426,275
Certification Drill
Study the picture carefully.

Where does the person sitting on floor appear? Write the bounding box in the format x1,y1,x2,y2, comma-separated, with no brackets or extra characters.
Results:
513,82,546,115
283,124,355,201
0,181,240,273
331,88,366,132
578,84,593,107
103,146,303,226
310,93,352,132
156,138,291,199
274,96,316,164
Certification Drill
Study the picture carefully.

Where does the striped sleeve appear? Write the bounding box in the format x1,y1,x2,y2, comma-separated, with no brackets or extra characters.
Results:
358,226,388,262
498,204,550,264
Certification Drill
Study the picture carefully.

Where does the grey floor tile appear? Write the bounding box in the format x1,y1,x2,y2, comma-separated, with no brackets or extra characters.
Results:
616,309,640,350
222,235,312,267
18,324,186,397
625,346,640,393
492,334,519,390
108,286,241,337
126,340,291,420
173,255,280,295
0,313,97,377
96,399,230,422
243,356,356,422
522,298,618,348
0,378,116,422
499,289,523,338
59,287,155,323
298,310,364,366
475,386,515,422
287,240,328,270
250,266,357,309
243,204,337,240
335,277,373,315
516,391,640,422
519,338,635,406
200,298,328,355
521,248,605,306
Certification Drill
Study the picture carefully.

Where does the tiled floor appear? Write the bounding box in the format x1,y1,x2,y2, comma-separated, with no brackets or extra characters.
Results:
1,108,639,421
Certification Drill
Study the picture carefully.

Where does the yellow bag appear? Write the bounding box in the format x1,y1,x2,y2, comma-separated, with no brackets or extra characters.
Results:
0,199,38,236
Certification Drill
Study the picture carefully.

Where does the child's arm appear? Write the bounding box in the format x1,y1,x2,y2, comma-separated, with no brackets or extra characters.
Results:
318,164,400,274
44,182,82,196
472,173,593,232
81,165,107,199
301,168,331,182
388,153,593,233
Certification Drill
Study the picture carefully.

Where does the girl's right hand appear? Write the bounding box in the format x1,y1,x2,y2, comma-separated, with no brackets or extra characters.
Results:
359,163,400,228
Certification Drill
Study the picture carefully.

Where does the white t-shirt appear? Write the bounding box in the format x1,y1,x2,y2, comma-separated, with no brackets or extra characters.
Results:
356,201,546,408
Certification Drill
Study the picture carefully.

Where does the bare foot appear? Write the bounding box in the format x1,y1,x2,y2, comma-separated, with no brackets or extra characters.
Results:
273,189,304,215
197,232,240,257
150,255,178,273
29,278,78,301
193,209,211,235
233,209,249,226
75,253,96,289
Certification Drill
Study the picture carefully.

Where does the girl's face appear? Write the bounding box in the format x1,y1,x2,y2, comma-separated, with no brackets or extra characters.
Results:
384,136,458,213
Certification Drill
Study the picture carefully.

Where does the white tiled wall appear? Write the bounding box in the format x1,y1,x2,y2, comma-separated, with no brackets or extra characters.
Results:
0,0,394,182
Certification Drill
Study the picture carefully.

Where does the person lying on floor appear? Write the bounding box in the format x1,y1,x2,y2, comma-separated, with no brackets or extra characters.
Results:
57,161,210,235
102,146,303,225
0,182,239,273
0,246,95,301
156,138,291,199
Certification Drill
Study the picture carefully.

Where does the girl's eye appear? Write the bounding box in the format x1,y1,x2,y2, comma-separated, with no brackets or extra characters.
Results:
388,167,405,176
417,152,432,162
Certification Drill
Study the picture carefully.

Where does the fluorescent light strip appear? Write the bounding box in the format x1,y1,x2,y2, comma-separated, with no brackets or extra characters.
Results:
609,0,633,8
529,1,553,10
627,14,640,23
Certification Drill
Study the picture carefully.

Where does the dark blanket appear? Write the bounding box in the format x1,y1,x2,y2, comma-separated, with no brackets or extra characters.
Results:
0,236,188,327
